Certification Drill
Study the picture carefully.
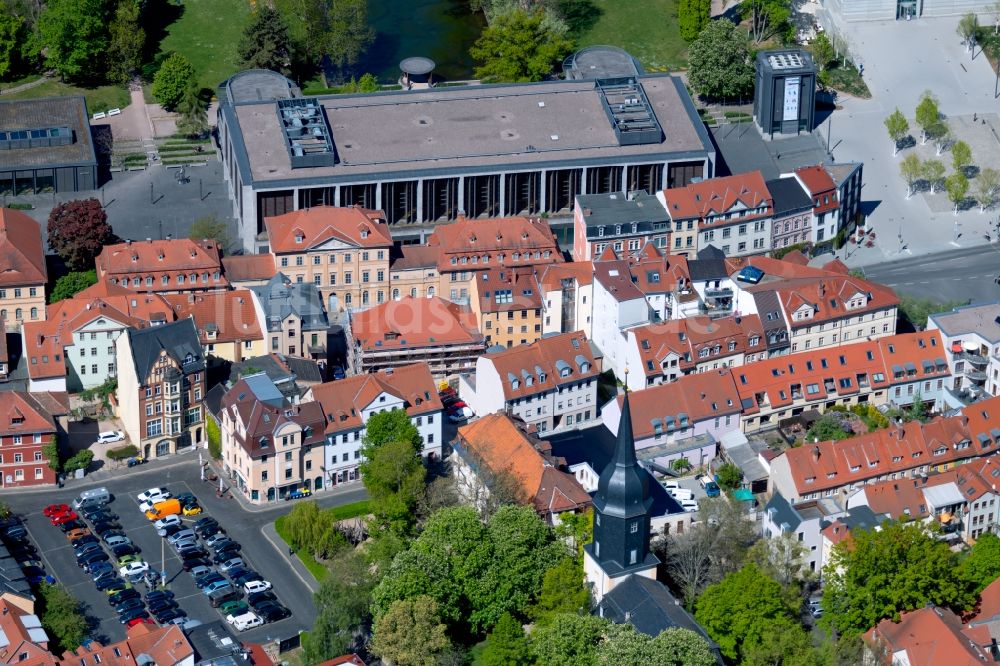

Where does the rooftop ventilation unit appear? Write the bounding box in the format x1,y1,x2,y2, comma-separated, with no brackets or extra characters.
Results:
595,78,663,146
277,98,338,168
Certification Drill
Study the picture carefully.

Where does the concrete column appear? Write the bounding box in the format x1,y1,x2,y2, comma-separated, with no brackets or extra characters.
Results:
620,165,627,193
416,179,425,223
334,185,341,207
661,161,670,190
376,183,383,213
539,170,547,214
457,176,465,216
581,168,588,195
499,173,507,217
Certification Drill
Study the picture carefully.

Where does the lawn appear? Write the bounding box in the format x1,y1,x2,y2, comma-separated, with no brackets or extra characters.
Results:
273,499,372,582
572,0,688,71
154,0,251,93
0,76,129,113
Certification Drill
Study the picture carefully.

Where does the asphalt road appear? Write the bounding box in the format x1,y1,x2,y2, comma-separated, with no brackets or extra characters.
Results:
859,244,1000,305
3,458,367,645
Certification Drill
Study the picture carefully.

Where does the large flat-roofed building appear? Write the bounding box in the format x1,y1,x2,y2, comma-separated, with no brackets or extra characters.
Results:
0,96,97,195
218,72,716,252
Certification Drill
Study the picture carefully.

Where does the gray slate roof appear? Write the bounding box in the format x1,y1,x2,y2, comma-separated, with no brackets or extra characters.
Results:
0,96,97,170
765,491,802,532
250,273,329,333
125,318,204,381
766,176,812,216
575,191,668,232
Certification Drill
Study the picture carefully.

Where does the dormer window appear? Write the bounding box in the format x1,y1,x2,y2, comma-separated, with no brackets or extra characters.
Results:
512,379,520,389
361,229,369,238
295,234,304,243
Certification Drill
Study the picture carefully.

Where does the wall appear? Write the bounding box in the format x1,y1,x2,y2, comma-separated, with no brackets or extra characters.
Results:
0,286,45,330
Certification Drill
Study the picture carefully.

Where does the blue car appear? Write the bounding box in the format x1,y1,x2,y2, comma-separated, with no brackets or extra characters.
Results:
89,561,115,578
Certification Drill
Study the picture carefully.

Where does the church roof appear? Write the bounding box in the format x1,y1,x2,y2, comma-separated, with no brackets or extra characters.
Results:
593,392,653,519
599,574,720,647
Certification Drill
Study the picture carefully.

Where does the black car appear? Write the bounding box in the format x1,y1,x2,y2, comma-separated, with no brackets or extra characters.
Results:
231,570,262,586
108,588,141,606
195,572,225,589
174,492,197,506
198,525,222,541
145,590,174,603
75,542,103,558
95,575,124,591
58,519,86,533
72,534,99,549
182,557,212,572
255,601,292,622
118,608,149,624
92,520,120,534
83,507,117,521
2,525,27,541
212,549,240,565
115,597,145,615
226,566,253,580
79,552,109,569
247,590,277,607
193,516,217,530
178,546,208,560
159,523,182,539
210,538,240,553
147,598,177,614
110,544,140,559
154,608,185,624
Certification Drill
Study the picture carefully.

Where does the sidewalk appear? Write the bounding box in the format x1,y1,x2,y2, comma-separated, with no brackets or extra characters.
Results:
203,459,369,514
260,522,320,594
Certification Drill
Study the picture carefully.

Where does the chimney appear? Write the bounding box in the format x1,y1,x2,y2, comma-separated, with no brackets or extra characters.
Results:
812,446,820,462
125,239,131,246
819,282,826,297
165,234,172,241
146,238,152,242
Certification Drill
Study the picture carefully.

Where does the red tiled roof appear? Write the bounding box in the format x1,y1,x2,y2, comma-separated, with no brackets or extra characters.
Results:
59,624,193,666
350,297,483,352
483,331,597,400
96,239,226,289
0,208,46,286
968,577,1000,625
661,172,772,228
0,393,57,437
223,254,276,282
593,259,644,302
774,275,898,328
315,656,366,666
265,206,391,254
310,363,442,435
538,261,593,292
865,606,992,665
795,165,836,195
428,216,562,272
222,378,326,457
389,245,439,272
164,290,262,344
473,267,542,314
629,251,690,295
630,314,765,377
615,369,742,439
457,413,591,516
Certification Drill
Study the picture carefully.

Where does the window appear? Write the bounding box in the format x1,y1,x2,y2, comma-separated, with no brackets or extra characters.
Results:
630,521,638,533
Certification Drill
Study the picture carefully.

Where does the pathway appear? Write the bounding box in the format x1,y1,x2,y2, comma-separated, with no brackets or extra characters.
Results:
0,75,50,95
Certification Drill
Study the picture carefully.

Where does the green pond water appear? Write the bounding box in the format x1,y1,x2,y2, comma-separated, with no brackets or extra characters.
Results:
363,0,486,82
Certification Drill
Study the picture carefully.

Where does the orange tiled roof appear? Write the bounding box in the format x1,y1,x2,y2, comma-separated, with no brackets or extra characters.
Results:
865,606,992,665
538,261,593,292
0,393,58,437
310,363,442,435
473,267,542,314
774,276,898,328
96,239,226,289
350,296,483,352
628,251,690,295
968,576,1000,625
484,331,597,400
59,624,193,666
428,216,562,272
795,165,839,214
265,206,391,254
0,208,46,286
456,413,591,516
630,314,765,377
661,172,772,227
223,254,276,282
163,290,262,344
616,369,742,439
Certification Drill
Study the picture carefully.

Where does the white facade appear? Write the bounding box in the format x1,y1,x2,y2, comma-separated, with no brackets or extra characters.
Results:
927,304,1000,398
541,282,594,337
762,493,843,576
114,333,141,449
591,277,648,379
64,314,128,392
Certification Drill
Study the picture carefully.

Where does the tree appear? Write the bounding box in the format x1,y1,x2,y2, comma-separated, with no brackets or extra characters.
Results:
0,13,24,79
952,139,973,174
992,0,1000,34
932,122,952,156
899,153,922,198
822,520,975,635
914,91,940,144
687,20,754,101
107,0,143,84
678,0,710,42
302,549,374,663
958,11,978,53
470,8,574,83
714,462,742,491
237,6,293,73
946,172,969,214
363,408,422,453
897,295,968,331
37,0,110,81
151,52,195,110
529,557,590,624
478,613,533,666
742,0,792,44
596,625,717,666
361,437,426,534
370,595,453,666
742,623,820,666
811,33,834,70
922,159,946,195
746,533,812,588
530,613,609,666
694,564,798,663
960,533,1000,593
63,449,93,473
175,85,208,139
188,215,230,249
883,109,908,156
47,198,115,271
206,416,221,459
975,167,1000,212
41,438,60,472
805,414,851,442
38,582,87,652
274,0,373,78
49,270,97,303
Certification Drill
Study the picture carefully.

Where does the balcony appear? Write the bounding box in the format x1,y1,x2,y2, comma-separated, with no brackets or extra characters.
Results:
958,351,988,367
966,368,987,383
705,287,733,299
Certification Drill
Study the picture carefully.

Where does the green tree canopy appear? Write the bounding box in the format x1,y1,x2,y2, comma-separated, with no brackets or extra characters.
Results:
805,414,852,442
975,166,1000,212
370,595,454,666
884,108,908,155
742,622,821,666
946,172,969,213
188,215,231,249
922,158,946,194
237,6,293,73
952,139,973,173
176,84,209,138
687,20,754,101
151,52,195,110
47,198,115,271
822,520,975,635
37,0,110,81
596,625,717,666
363,408,423,453
108,0,144,84
678,0,711,42
477,612,533,666
811,33,834,70
960,533,1000,594
529,556,591,624
39,582,88,652
530,612,609,666
49,270,97,303
274,0,373,77
470,8,574,83
302,548,374,664
714,462,742,491
0,13,25,79
899,153,922,198
914,91,940,144
694,563,798,662
361,437,426,534
746,532,812,588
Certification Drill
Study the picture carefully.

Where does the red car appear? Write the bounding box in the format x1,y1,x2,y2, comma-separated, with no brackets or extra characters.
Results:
43,504,71,517
447,401,468,412
50,511,78,525
126,617,155,628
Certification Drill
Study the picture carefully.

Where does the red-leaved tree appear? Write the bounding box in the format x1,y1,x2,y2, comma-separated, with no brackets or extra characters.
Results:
47,198,117,271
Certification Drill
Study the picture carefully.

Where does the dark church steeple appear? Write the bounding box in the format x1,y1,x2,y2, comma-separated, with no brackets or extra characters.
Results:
586,390,657,577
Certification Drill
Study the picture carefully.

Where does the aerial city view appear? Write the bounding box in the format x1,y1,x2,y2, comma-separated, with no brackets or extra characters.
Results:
1,0,1000,663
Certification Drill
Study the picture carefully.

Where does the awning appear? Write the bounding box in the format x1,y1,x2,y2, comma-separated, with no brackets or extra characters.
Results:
952,342,964,353
939,512,952,523
733,489,754,502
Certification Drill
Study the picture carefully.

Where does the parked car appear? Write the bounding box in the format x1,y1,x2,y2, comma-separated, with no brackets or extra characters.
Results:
204,533,230,548
103,533,130,547
219,599,249,616
79,552,109,570
43,504,71,517
698,475,721,498
110,544,140,559
87,562,115,578
95,431,125,444
114,598,145,615
188,564,213,579
255,602,291,623
332,365,346,380
209,537,240,552
226,612,263,631
108,589,141,606
50,511,79,526
91,521,121,536
244,580,272,594
145,590,174,603
182,504,203,516
147,598,177,615
448,407,473,423
66,528,92,542
154,608,186,624
167,529,195,545
119,561,150,578
212,549,241,565
154,515,181,532
178,547,208,561
118,608,149,624
668,488,694,502
193,516,218,532
195,572,225,589
75,543,103,559
159,524,182,539
247,591,276,607
202,580,233,595
82,508,117,523
126,616,154,628
137,487,171,504
680,499,699,512
102,581,132,596
182,558,212,572
22,566,49,585
95,576,126,591
230,570,262,586
73,534,99,548
173,492,197,506
219,557,244,573
209,589,241,608
1,525,26,542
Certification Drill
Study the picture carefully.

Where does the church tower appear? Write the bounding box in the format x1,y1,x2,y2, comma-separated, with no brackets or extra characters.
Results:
583,391,660,602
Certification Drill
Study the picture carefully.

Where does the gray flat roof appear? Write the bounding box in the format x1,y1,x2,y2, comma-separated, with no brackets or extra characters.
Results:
575,191,667,227
711,123,830,180
0,96,96,170
929,302,1000,342
228,74,712,186
766,176,812,216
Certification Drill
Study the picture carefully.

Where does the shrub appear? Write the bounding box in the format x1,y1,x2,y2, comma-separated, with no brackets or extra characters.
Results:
107,444,139,461
206,417,221,459
63,450,94,474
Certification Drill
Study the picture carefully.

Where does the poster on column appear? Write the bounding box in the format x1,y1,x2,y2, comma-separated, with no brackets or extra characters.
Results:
783,77,800,122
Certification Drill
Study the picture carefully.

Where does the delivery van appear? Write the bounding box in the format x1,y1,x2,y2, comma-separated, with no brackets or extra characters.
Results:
145,498,181,521
73,487,110,509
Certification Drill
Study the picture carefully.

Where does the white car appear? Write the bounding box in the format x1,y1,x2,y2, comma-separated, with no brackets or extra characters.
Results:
244,580,272,594
137,487,171,504
681,499,699,512
119,561,150,577
154,515,182,534
95,431,125,444
226,611,263,631
447,406,474,423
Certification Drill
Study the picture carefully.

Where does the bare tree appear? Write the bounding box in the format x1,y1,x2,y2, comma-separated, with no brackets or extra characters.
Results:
453,446,526,519
665,528,717,603
746,533,814,588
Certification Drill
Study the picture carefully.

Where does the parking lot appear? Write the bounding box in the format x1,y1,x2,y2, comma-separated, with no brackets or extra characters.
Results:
6,461,326,645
